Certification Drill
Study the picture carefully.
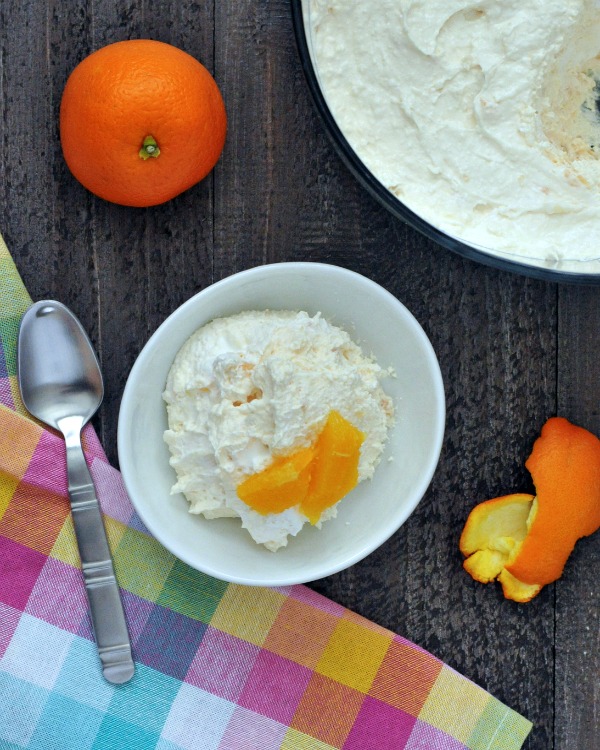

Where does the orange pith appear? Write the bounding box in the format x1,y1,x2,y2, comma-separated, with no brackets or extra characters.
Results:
460,493,541,603
59,39,227,207
236,410,365,523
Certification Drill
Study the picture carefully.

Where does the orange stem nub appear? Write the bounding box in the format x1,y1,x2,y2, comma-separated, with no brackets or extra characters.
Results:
139,135,160,160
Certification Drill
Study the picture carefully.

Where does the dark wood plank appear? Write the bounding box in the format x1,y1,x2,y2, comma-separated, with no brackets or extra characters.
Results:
76,0,216,463
1,0,217,462
555,284,600,749
1,1,96,325
311,260,558,750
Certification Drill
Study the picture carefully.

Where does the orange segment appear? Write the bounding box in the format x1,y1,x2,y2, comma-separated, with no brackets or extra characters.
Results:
301,410,365,525
235,410,365,523
237,447,314,515
507,416,600,585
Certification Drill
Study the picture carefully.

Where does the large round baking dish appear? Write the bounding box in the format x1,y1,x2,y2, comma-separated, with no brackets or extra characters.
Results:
291,0,600,285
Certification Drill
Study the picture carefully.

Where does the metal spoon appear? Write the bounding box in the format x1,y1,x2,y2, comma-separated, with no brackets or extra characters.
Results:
17,300,134,685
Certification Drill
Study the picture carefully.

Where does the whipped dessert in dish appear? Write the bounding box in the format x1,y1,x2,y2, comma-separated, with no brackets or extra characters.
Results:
163,310,394,551
309,0,600,268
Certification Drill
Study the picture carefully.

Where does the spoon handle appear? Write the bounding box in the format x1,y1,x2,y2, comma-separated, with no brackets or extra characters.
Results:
61,417,135,684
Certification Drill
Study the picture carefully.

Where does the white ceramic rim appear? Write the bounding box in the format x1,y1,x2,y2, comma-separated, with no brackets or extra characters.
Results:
117,262,446,585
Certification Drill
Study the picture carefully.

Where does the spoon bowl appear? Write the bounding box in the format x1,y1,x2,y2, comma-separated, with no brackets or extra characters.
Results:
18,301,103,429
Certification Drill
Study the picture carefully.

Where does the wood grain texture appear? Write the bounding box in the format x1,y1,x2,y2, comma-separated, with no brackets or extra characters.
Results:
555,285,600,750
3,2,600,748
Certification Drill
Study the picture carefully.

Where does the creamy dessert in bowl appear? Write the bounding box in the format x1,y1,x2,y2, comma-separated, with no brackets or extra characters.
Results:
163,310,394,551
305,0,600,274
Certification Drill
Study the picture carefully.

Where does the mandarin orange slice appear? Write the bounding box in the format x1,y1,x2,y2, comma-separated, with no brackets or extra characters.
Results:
460,417,600,602
236,410,364,523
301,410,365,524
237,446,314,515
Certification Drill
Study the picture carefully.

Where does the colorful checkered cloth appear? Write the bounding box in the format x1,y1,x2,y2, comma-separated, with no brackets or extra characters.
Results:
0,233,532,750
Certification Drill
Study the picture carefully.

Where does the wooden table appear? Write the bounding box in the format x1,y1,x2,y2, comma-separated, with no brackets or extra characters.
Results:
3,3,599,748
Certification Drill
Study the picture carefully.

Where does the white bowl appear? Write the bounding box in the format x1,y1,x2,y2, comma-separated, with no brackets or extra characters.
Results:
117,263,445,586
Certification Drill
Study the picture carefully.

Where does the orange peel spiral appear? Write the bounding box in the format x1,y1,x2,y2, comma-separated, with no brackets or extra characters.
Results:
460,417,600,602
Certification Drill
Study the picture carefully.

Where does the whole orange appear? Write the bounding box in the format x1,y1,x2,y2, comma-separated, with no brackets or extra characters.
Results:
60,39,227,207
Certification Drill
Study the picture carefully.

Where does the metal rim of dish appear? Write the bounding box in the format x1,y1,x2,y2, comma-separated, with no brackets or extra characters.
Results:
291,0,600,286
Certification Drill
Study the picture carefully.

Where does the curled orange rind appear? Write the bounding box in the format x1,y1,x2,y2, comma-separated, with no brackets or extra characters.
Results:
460,417,600,602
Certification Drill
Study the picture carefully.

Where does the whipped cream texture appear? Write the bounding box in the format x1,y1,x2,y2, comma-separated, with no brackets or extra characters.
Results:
163,310,394,550
310,0,600,269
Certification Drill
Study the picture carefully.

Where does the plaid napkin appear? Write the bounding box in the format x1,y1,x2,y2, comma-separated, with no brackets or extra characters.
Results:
0,232,532,750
